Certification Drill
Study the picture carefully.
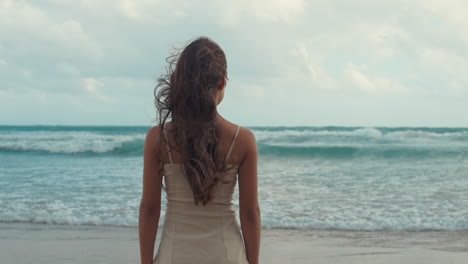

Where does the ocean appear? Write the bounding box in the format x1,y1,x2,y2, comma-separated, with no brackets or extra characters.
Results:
0,125,467,231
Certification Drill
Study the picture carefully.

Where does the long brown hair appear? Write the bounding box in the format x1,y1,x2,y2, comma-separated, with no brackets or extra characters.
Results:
155,36,229,205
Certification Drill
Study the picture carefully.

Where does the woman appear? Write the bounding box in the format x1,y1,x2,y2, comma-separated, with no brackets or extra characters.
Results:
139,37,261,264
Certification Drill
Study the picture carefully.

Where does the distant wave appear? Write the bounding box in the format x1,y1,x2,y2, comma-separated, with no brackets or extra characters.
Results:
254,127,468,142
254,127,468,159
258,143,467,159
0,132,145,155
4,140,465,159
0,127,467,158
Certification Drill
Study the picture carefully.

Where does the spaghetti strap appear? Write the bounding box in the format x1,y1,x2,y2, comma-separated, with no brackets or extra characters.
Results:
162,127,173,164
225,125,240,163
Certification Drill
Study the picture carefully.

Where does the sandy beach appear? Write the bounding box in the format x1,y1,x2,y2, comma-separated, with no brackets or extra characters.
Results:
1,222,467,264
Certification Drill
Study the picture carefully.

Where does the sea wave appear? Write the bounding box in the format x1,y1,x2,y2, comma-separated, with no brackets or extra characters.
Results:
254,127,468,143
258,143,467,159
0,132,145,155
0,127,467,158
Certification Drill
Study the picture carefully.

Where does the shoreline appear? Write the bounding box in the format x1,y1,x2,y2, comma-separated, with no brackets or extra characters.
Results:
1,222,467,264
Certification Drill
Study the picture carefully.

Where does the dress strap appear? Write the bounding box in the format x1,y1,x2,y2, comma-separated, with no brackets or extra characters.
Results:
162,127,173,164
225,125,240,163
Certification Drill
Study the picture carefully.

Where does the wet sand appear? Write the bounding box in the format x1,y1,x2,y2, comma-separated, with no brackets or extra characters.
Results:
1,223,467,264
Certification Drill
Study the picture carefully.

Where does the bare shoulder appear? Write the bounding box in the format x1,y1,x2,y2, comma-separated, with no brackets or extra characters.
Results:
236,126,256,145
234,126,258,162
144,125,162,152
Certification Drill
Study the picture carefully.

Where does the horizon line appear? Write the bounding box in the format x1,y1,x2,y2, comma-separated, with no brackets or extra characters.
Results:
1,124,467,128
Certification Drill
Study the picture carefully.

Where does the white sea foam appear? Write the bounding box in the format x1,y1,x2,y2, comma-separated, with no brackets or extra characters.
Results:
1,128,466,155
253,127,468,145
253,127,384,141
0,131,145,154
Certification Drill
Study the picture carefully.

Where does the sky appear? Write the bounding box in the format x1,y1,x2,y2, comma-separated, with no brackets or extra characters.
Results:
1,0,468,127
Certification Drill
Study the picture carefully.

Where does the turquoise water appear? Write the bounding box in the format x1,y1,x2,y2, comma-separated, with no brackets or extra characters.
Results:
0,125,467,230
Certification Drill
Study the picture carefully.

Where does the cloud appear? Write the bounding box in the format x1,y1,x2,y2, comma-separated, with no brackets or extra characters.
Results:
240,0,305,23
116,0,189,23
235,82,266,99
82,78,114,102
291,42,338,90
0,1,102,58
117,0,140,19
56,62,81,76
345,64,408,93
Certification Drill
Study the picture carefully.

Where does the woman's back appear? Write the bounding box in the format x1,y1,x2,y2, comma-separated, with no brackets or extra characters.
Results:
153,124,249,263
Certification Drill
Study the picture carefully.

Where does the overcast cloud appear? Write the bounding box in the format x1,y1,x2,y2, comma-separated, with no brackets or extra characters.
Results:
1,0,467,126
